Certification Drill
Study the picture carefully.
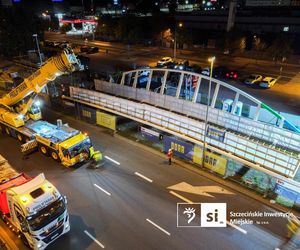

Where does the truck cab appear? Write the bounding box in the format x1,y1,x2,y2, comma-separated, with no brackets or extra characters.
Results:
2,173,70,250
58,132,93,167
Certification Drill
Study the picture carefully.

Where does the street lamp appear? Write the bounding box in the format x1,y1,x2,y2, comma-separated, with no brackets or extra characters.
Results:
174,22,183,60
32,34,42,67
202,56,215,168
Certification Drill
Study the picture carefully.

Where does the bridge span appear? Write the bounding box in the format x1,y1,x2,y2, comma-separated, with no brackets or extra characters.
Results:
65,67,300,185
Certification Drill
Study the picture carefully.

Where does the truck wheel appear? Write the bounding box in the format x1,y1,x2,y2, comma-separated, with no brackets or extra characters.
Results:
5,127,10,136
17,133,24,142
39,145,49,156
51,151,61,162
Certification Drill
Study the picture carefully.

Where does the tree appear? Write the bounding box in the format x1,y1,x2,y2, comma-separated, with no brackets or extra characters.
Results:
224,28,245,54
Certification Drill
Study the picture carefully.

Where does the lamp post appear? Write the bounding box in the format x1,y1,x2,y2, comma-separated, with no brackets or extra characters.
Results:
32,34,42,67
202,56,215,168
173,22,183,60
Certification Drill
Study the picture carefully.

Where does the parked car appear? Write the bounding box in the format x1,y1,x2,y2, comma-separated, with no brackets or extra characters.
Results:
201,67,210,76
174,60,189,70
157,56,173,67
225,70,239,80
259,77,277,88
244,74,263,85
213,66,230,78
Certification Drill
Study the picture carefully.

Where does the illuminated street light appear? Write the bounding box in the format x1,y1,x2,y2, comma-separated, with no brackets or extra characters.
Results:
202,56,216,167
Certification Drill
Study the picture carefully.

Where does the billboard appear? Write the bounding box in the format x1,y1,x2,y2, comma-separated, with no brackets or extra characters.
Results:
193,146,227,176
96,111,116,131
140,127,161,142
163,136,194,160
77,104,96,124
207,126,225,142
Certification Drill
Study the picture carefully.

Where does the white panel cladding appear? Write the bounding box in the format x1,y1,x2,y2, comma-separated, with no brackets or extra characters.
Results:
70,87,300,178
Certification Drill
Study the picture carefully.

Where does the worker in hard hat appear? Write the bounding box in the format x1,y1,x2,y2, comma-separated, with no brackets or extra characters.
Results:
90,150,104,168
167,148,173,165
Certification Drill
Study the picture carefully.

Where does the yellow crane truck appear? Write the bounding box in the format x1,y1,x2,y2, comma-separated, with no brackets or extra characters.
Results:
0,48,97,167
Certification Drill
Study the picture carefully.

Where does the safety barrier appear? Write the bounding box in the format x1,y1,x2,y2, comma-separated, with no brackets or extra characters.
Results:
69,87,300,179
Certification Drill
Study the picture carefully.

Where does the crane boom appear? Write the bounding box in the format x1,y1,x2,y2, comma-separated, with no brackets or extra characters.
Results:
0,48,80,107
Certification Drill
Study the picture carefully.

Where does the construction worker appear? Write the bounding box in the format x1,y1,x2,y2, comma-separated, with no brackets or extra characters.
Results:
167,148,173,165
90,150,104,169
276,214,300,250
287,214,300,238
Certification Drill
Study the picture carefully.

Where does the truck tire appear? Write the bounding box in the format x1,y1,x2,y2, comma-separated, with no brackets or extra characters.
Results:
5,127,10,136
17,133,24,142
51,151,61,162
39,145,49,156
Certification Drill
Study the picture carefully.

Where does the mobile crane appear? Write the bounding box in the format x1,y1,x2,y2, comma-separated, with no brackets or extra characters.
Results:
0,154,70,250
0,48,96,167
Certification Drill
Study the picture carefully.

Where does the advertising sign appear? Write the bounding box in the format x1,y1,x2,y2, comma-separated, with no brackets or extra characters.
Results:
207,126,225,142
96,111,116,131
275,179,300,206
78,104,96,124
140,127,161,142
193,146,227,176
163,136,194,160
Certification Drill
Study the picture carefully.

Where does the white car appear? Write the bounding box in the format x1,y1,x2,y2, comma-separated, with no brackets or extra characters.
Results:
157,57,173,67
259,77,277,88
244,74,263,85
201,67,210,76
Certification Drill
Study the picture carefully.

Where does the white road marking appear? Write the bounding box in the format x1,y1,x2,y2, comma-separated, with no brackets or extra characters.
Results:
94,184,111,196
169,191,193,204
104,155,120,165
227,221,247,234
168,182,234,198
134,172,153,183
146,219,171,236
84,230,105,248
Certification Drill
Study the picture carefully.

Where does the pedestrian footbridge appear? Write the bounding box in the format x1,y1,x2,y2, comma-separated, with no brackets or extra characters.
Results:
66,68,300,182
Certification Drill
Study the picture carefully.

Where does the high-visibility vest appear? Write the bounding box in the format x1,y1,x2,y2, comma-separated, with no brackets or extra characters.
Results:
92,151,102,161
167,151,173,158
287,216,300,235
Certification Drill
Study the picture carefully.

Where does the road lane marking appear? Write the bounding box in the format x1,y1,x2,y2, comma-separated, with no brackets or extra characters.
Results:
226,221,247,234
146,219,171,236
104,155,120,165
84,230,105,248
169,191,193,204
134,172,153,183
168,182,234,197
94,184,111,196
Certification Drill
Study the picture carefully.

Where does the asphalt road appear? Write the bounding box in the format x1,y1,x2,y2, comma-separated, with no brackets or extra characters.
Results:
0,109,293,250
45,32,300,115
